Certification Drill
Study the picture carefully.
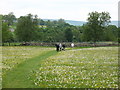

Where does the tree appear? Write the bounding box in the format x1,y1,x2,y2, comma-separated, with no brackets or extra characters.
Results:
103,25,118,41
2,22,13,45
0,15,2,45
82,24,93,42
3,12,16,26
41,19,70,42
85,11,111,43
118,27,120,43
65,27,73,42
99,12,111,26
72,26,83,42
58,18,65,26
15,14,36,42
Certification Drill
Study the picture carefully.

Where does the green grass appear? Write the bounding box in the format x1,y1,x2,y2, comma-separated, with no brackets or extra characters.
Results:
33,47,118,88
2,48,57,88
2,46,55,88
2,46,54,73
0,47,2,89
2,42,21,46
2,46,118,88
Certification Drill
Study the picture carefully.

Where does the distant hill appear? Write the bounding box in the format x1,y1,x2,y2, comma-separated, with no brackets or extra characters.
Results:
65,20,86,26
43,19,86,26
43,19,118,26
65,20,118,27
110,21,118,27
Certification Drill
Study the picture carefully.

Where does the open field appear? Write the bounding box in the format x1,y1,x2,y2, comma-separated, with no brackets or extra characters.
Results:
2,46,118,88
0,47,2,89
2,46,54,73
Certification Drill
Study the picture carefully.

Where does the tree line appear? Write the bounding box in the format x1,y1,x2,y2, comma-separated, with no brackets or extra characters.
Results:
1,12,120,45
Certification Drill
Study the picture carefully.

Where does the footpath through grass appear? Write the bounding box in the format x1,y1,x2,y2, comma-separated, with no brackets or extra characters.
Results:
2,50,57,88
2,46,118,88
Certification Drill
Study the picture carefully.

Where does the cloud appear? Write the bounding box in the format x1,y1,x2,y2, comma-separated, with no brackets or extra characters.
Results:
0,0,119,21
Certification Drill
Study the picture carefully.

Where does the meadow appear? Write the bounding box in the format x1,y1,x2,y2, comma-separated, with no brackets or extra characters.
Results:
2,46,54,73
2,46,118,88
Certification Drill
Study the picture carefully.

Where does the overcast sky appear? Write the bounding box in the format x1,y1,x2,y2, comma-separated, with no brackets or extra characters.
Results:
0,0,119,21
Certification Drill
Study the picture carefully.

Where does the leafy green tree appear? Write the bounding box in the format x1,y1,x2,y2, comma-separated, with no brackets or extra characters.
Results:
103,25,118,41
99,12,111,26
118,27,120,43
35,28,45,42
65,27,73,42
2,22,9,42
72,26,83,42
58,19,65,26
2,22,13,45
85,11,111,43
3,12,16,26
82,24,93,42
15,14,36,42
41,19,69,42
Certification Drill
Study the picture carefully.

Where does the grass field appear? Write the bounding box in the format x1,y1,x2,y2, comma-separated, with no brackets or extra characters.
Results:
0,46,2,89
2,46,54,73
2,46,118,88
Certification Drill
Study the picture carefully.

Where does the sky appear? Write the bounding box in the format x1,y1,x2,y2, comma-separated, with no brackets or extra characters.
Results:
0,0,119,21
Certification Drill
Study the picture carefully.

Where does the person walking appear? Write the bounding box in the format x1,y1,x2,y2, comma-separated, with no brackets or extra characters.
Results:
71,43,74,48
62,44,66,51
59,43,62,51
55,44,59,52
